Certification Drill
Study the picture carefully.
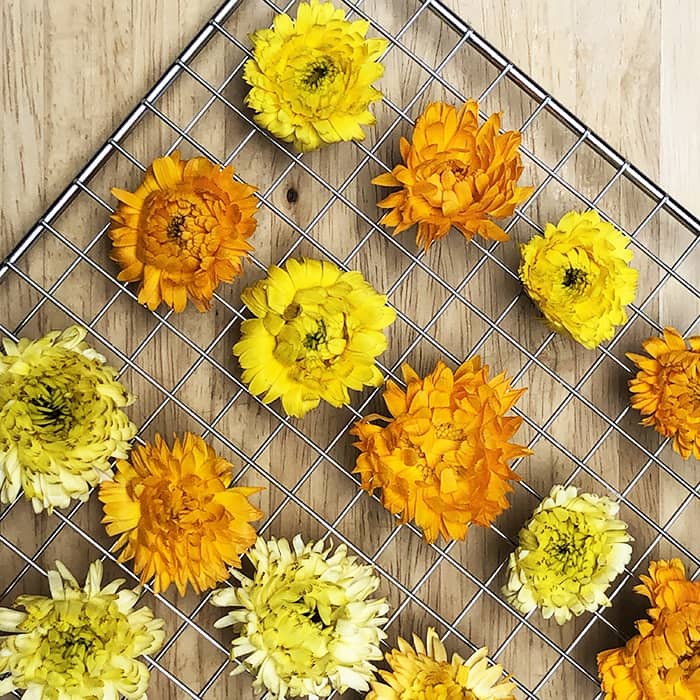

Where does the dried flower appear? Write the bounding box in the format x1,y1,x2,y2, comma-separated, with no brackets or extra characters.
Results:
99,432,263,596
598,559,700,699
367,627,516,700
243,0,387,152
110,151,257,312
519,209,638,349
627,326,700,460
0,325,136,513
211,535,388,699
373,100,533,251
503,484,633,625
351,358,530,543
0,560,165,699
233,258,396,418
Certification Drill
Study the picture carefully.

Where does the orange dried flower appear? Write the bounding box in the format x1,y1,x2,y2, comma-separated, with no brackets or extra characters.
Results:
627,327,700,460
372,100,533,251
351,358,530,543
597,559,700,699
110,152,257,312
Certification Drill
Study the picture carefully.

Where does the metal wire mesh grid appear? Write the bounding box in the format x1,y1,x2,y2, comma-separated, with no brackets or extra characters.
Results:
1,0,699,697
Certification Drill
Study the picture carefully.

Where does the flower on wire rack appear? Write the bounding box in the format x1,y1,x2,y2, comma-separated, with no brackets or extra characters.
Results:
351,358,530,543
211,535,389,699
598,559,700,699
233,258,396,418
0,325,136,513
627,326,700,460
99,432,263,596
0,559,165,700
366,627,516,700
518,209,638,349
372,100,533,251
110,151,258,312
243,0,387,152
502,484,633,625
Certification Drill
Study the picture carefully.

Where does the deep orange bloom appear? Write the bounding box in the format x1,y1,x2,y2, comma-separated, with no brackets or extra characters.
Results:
110,152,257,312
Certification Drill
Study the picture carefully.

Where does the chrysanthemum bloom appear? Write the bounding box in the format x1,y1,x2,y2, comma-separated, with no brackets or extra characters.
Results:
598,559,700,699
367,627,516,700
351,358,530,543
519,209,638,349
110,151,257,312
211,535,389,699
243,0,387,152
0,325,136,513
233,258,396,418
0,560,165,700
627,326,700,460
99,432,263,596
372,100,533,251
503,484,633,625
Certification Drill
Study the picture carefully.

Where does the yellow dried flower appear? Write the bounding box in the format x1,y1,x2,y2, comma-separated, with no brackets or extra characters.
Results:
0,325,136,513
503,484,633,625
519,209,638,349
243,0,387,152
0,560,165,699
233,258,396,418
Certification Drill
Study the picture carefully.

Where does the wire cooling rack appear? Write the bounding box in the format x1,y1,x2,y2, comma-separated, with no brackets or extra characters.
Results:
1,0,699,698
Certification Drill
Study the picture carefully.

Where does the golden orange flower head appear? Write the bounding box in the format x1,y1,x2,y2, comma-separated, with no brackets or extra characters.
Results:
627,327,700,460
99,432,263,596
110,152,258,312
351,358,530,543
372,100,533,251
597,559,700,700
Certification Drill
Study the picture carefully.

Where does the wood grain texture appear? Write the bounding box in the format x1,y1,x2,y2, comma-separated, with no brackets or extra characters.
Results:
1,1,699,699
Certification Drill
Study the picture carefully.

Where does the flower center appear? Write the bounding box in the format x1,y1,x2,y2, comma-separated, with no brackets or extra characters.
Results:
303,320,327,351
167,214,187,240
563,266,588,290
23,382,75,438
434,423,465,441
300,57,338,91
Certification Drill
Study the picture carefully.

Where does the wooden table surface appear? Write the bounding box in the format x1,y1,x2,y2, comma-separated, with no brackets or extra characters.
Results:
1,2,699,699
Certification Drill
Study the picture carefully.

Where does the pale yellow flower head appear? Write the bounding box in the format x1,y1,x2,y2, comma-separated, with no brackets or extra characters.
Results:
211,535,389,699
0,559,165,699
503,484,633,625
243,0,387,151
0,326,137,512
519,209,638,349
233,258,396,418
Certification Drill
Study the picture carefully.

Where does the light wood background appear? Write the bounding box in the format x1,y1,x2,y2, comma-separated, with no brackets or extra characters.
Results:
1,1,699,699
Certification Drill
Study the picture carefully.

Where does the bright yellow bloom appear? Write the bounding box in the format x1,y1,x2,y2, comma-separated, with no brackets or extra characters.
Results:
503,484,633,625
367,628,516,700
99,432,263,596
519,209,638,349
0,325,136,513
243,0,387,152
627,327,700,460
110,151,257,312
373,100,533,251
598,559,700,699
0,560,165,700
352,358,529,543
211,535,389,698
233,258,396,418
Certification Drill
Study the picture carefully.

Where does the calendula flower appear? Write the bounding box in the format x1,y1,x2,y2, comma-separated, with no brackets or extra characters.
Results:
598,559,700,699
627,326,700,460
211,535,389,699
0,325,136,513
351,358,530,543
373,100,533,251
243,0,387,152
110,151,257,312
367,627,516,700
99,432,263,596
519,209,638,349
0,559,165,700
503,484,633,625
233,258,396,418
